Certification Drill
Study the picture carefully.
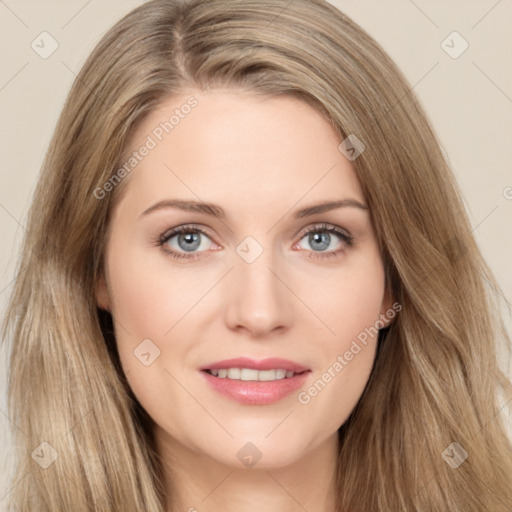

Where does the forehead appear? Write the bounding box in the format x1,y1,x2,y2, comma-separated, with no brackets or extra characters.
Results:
115,89,365,217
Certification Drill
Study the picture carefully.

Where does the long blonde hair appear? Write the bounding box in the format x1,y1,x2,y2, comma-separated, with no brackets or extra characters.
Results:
3,0,512,510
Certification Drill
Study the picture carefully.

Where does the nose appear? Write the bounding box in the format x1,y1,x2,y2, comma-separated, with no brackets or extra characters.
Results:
223,249,294,338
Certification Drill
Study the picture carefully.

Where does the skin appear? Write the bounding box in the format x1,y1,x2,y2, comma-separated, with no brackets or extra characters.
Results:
96,88,393,512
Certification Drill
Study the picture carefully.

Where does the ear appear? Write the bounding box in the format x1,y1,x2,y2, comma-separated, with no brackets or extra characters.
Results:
95,270,111,312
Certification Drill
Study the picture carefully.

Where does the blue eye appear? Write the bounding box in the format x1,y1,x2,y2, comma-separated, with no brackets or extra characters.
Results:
158,222,354,261
159,224,214,261
296,223,354,260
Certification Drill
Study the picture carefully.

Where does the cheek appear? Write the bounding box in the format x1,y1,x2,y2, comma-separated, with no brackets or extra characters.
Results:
296,256,385,428
316,253,386,347
104,246,193,427
105,242,198,339
104,242,216,403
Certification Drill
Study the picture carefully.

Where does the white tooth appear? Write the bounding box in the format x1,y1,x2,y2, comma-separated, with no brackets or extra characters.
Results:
258,369,277,381
227,368,241,379
240,368,259,381
275,369,287,379
211,368,297,380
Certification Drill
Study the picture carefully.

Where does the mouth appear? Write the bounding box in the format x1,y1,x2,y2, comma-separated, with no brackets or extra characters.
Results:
202,368,308,381
198,357,312,405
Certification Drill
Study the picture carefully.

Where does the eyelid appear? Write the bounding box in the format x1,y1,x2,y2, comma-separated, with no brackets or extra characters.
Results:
159,223,215,244
296,222,352,240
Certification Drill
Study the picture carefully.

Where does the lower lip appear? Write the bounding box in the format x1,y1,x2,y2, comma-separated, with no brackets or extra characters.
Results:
200,370,311,405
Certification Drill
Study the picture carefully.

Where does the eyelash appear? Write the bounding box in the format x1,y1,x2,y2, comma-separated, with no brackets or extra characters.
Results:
157,223,354,262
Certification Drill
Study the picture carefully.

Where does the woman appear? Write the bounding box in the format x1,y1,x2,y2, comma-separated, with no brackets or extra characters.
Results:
2,0,512,510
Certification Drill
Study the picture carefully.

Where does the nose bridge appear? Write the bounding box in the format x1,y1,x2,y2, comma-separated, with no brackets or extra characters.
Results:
224,233,293,335
234,234,284,304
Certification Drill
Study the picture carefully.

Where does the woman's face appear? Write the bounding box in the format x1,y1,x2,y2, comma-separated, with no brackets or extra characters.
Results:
96,88,393,469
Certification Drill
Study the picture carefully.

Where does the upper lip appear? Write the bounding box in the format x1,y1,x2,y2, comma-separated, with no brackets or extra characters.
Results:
199,357,310,373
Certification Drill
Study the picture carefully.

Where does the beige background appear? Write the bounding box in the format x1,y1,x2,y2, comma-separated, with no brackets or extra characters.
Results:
1,0,511,506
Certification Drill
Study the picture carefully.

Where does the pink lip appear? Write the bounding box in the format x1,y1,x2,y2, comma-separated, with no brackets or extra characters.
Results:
199,357,310,373
200,369,311,405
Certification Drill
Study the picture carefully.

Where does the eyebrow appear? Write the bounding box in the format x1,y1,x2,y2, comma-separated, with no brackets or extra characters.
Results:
139,198,368,220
